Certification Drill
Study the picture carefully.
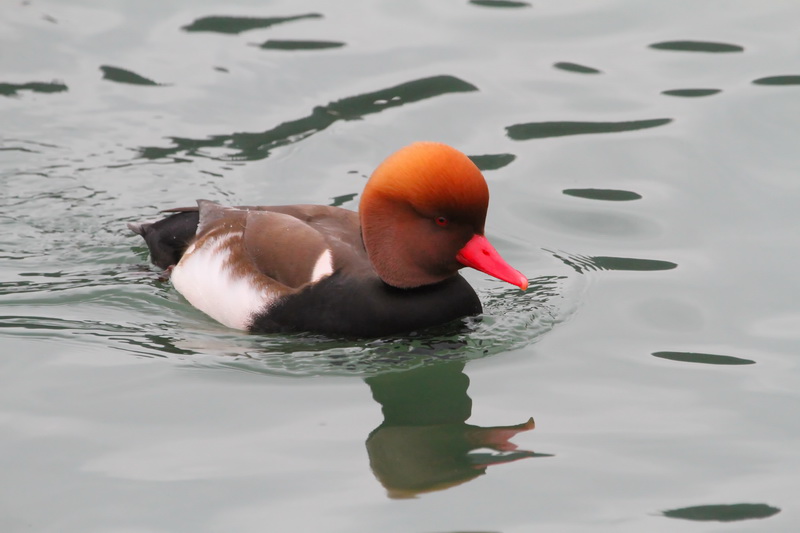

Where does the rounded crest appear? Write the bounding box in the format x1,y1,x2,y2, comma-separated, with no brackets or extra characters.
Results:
361,142,488,218
360,142,490,288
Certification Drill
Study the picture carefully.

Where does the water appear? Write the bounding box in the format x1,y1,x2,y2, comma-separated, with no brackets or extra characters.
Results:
2,0,800,531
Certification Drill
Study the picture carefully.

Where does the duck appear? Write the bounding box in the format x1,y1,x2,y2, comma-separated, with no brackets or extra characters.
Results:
128,142,528,337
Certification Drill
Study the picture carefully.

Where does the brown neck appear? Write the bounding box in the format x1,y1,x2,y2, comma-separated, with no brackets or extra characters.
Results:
361,196,459,288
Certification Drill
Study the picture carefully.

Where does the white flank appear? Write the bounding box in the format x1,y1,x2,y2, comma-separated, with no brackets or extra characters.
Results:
171,234,274,330
311,248,334,283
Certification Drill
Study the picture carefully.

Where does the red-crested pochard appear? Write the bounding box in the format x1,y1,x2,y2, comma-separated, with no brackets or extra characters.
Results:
129,142,527,337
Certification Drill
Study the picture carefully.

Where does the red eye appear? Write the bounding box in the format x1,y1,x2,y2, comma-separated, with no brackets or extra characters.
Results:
435,216,449,227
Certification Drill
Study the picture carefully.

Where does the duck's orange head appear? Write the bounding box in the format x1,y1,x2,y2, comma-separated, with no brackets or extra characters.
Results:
360,142,527,290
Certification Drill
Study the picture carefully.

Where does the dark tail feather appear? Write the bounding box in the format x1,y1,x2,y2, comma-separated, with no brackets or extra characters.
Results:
127,221,152,236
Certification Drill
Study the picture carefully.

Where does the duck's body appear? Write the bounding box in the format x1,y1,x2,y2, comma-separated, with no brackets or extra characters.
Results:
129,143,527,337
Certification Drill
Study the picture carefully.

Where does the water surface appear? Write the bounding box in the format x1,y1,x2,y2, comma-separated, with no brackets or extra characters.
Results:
2,0,800,531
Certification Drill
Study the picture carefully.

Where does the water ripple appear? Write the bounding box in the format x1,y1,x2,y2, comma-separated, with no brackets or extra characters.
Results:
198,274,580,377
139,75,478,161
548,250,677,273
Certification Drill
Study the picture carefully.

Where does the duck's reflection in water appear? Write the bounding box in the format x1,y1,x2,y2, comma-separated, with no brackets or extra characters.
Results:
365,360,548,498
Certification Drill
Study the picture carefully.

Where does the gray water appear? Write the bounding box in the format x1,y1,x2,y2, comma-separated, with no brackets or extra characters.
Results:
2,0,799,531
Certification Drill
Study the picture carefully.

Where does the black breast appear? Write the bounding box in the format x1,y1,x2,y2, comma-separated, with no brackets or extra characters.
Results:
249,273,482,338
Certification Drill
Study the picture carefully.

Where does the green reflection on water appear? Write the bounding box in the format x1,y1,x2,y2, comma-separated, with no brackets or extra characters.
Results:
256,40,345,51
554,62,602,74
548,251,677,273
649,41,744,53
663,503,780,521
563,188,642,201
590,256,677,271
469,0,531,7
652,351,755,365
661,88,722,97
100,66,160,86
0,81,68,97
139,75,478,161
752,75,800,86
329,192,357,207
365,361,541,498
468,153,516,171
182,13,322,34
506,118,672,140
